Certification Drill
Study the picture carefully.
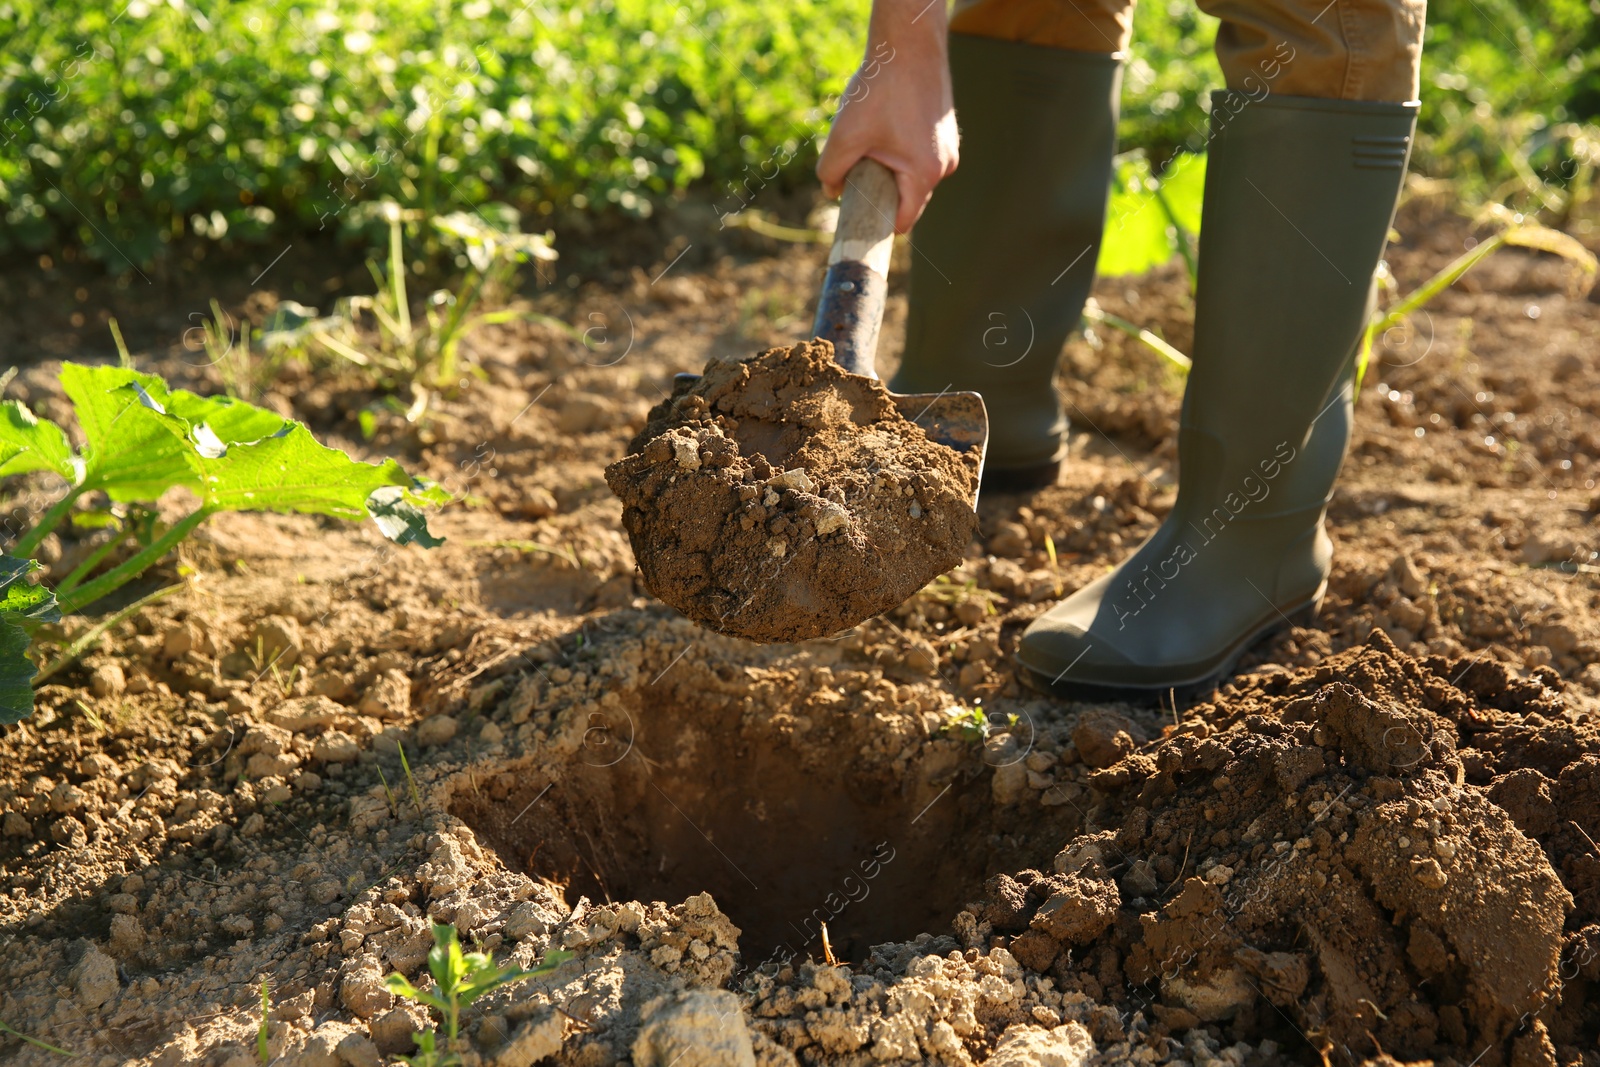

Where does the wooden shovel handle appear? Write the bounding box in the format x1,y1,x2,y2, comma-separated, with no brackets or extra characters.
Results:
811,158,899,378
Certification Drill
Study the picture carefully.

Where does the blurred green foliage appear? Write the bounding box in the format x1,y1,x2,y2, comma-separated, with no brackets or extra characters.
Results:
0,0,1594,267
0,0,863,264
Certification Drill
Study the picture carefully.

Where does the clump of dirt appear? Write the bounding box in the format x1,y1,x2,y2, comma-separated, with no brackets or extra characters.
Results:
944,630,1585,1066
605,339,980,643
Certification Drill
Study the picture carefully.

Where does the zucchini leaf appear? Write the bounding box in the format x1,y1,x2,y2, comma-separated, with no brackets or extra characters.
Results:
0,556,59,724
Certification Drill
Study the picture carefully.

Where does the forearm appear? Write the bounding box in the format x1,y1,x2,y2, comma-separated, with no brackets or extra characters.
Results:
861,0,949,77
817,0,959,231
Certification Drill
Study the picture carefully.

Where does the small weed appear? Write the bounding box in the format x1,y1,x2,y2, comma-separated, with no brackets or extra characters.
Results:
398,742,424,813
917,575,1004,616
385,923,570,1066
306,203,556,392
257,981,272,1065
375,764,399,817
942,700,1017,744
268,661,301,699
464,539,584,570
1043,533,1064,597
1356,204,1596,391
944,705,987,743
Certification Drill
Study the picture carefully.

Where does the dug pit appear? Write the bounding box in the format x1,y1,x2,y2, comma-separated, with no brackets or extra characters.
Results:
604,340,981,644
453,635,1077,966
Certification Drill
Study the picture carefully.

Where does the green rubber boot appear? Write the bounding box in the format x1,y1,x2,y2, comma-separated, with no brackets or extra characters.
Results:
891,33,1123,491
1017,92,1418,701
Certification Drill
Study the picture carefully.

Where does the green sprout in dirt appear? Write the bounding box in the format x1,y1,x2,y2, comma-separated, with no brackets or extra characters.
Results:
398,741,424,813
257,981,272,1066
0,360,448,722
385,923,570,1066
303,202,556,392
942,700,1017,744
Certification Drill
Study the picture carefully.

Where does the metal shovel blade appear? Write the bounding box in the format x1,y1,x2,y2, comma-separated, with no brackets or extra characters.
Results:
887,389,987,508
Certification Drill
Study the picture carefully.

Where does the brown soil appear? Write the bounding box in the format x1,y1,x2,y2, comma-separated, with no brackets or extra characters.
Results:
0,195,1598,1067
605,339,980,643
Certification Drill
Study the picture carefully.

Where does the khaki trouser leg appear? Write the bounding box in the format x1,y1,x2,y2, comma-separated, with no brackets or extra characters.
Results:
949,0,1425,102
951,0,1136,55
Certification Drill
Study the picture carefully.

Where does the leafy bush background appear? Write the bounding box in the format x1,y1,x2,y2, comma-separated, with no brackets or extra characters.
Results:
1,0,1594,265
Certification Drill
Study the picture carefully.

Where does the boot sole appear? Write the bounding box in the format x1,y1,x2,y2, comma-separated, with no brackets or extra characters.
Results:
1016,585,1326,706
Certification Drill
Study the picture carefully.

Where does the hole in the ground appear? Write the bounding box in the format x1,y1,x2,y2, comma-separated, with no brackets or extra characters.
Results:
457,691,1071,965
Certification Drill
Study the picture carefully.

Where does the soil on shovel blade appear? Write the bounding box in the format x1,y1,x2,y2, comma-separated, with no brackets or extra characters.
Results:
605,339,981,643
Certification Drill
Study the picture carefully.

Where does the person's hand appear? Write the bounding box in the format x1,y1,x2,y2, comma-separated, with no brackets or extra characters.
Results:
816,1,959,233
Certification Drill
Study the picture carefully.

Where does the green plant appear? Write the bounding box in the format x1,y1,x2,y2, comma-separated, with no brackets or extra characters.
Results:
1098,151,1206,284
0,360,446,722
258,981,272,1066
0,558,59,722
941,701,1016,743
302,202,556,390
3,0,1595,266
384,924,571,1066
1090,191,1597,381
0,0,862,264
1356,204,1598,386
397,741,423,813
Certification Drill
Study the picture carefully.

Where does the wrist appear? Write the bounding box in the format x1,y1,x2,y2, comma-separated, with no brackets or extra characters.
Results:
865,0,948,62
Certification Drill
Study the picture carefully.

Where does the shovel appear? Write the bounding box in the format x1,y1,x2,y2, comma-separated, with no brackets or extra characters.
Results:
671,158,989,503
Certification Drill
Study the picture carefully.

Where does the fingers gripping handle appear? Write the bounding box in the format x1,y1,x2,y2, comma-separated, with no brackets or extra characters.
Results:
811,158,899,378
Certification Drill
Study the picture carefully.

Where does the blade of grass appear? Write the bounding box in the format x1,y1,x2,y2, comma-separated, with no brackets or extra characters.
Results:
375,763,398,815
109,318,133,368
311,329,374,368
398,742,423,812
1082,304,1192,372
258,981,271,1066
1367,232,1508,343
387,209,412,342
0,1019,73,1056
723,211,829,243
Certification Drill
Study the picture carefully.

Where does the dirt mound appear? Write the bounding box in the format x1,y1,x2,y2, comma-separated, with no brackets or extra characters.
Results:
953,630,1588,1065
605,340,980,643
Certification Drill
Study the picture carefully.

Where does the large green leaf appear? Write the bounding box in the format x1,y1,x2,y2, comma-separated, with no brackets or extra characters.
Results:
0,555,57,725
0,559,61,623
196,422,415,520
0,400,78,481
1157,152,1207,236
58,364,200,500
0,620,33,725
167,391,291,452
1098,156,1177,278
1097,152,1207,278
55,362,440,546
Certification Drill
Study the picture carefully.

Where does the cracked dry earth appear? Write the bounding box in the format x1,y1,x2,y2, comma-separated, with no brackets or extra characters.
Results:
2,196,1600,1067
